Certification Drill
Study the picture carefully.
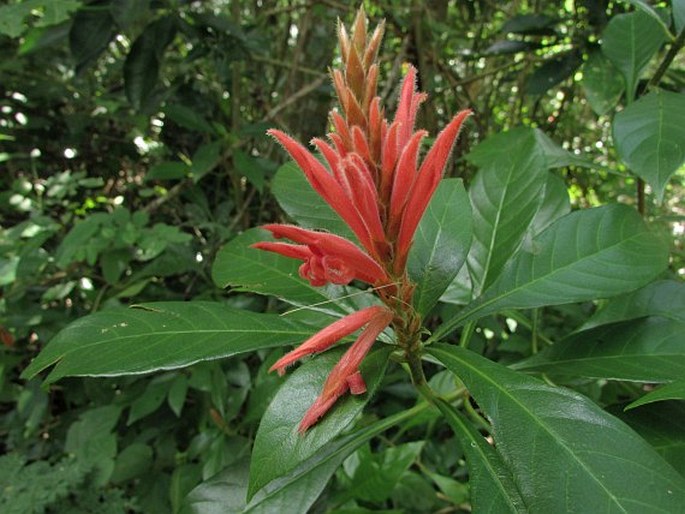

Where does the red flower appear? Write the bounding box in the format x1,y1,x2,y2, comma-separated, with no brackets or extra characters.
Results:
254,8,471,431
393,109,473,273
252,224,389,287
269,305,392,376
296,306,393,432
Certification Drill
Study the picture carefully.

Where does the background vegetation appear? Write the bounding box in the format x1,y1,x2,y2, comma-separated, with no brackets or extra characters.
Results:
1,0,683,512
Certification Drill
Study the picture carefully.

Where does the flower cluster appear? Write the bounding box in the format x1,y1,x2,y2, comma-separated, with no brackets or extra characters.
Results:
254,7,471,432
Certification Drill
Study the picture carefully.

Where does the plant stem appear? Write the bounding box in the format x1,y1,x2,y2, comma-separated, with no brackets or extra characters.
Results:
647,28,685,91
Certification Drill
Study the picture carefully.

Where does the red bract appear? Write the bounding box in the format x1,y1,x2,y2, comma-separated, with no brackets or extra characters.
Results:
269,306,392,376
254,7,471,431
298,307,393,433
252,224,388,287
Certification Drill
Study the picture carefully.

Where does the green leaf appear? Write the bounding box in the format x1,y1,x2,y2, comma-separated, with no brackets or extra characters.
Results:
248,347,391,499
428,344,685,511
21,302,311,384
613,89,685,201
408,179,472,316
168,374,188,417
627,381,685,410
124,16,177,110
612,401,685,476
271,161,355,241
0,0,81,38
191,141,223,183
145,161,189,181
620,0,673,37
164,104,215,134
212,228,350,311
675,0,685,32
433,204,669,340
65,405,121,486
516,317,685,382
69,4,116,72
345,442,424,503
180,459,250,514
524,173,571,243
55,213,109,268
526,51,583,96
234,150,266,192
127,374,174,424
185,404,432,514
111,443,153,484
465,128,548,296
581,49,625,115
245,404,427,513
580,280,685,331
434,398,526,513
501,14,559,35
601,10,668,98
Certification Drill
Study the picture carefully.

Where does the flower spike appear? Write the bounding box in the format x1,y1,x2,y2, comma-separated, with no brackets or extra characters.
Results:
257,7,471,432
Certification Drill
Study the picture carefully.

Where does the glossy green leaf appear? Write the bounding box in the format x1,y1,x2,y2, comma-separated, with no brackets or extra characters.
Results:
581,50,625,115
245,403,427,513
185,403,435,513
465,128,548,296
613,89,685,201
620,0,673,37
516,317,685,382
434,398,526,513
627,381,685,410
271,161,355,241
601,10,667,98
433,204,669,341
212,228,350,312
21,302,310,384
524,173,571,243
581,280,685,331
124,16,177,110
248,347,391,499
428,344,685,512
408,179,472,316
612,401,685,476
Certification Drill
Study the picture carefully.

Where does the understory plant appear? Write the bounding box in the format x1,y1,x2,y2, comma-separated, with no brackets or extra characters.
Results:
21,6,685,513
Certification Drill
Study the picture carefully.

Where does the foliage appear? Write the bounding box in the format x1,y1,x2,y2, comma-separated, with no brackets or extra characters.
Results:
2,0,684,512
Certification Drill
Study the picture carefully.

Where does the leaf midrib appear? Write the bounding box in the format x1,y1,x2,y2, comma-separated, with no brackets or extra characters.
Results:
432,347,631,513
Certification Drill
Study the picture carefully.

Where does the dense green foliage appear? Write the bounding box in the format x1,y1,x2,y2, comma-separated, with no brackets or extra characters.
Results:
2,1,684,512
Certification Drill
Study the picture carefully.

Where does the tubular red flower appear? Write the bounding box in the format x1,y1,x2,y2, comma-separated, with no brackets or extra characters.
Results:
393,66,427,149
388,130,428,237
269,305,390,376
298,307,393,432
267,129,375,253
394,109,472,272
256,224,389,286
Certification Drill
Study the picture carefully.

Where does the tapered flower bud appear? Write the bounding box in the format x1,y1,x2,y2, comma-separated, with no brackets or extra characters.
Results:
298,306,393,432
252,224,389,286
269,306,391,376
394,109,473,272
